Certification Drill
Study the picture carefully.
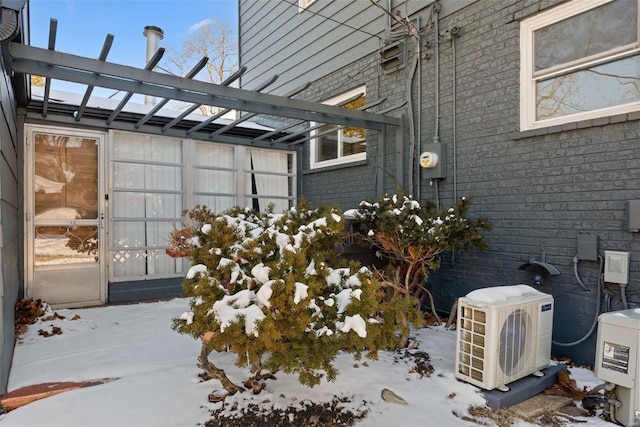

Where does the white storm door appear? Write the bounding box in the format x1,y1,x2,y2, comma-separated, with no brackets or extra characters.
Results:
26,127,106,308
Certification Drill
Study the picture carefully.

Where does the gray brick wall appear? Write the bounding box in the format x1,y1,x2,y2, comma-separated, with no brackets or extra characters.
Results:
297,0,640,366
298,54,387,209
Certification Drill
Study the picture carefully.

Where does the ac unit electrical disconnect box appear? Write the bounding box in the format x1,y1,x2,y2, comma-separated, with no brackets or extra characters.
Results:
604,250,629,284
595,309,640,427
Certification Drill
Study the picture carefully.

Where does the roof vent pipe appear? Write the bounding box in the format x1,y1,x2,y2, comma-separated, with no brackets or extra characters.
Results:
143,25,164,105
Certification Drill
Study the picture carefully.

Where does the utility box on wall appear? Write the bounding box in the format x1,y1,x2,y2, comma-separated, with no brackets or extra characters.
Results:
627,200,640,232
420,142,446,180
604,250,629,284
577,233,598,261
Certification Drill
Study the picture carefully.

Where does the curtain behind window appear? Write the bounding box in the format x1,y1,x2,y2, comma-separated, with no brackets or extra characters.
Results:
248,148,290,213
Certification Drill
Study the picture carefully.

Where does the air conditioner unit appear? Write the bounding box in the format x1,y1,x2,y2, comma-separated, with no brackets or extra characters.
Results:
455,285,554,391
594,309,640,427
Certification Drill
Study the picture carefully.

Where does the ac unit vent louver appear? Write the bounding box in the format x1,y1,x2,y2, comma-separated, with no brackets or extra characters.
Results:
380,40,406,74
455,285,554,391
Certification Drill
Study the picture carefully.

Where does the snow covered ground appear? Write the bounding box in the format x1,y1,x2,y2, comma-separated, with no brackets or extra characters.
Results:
0,298,617,427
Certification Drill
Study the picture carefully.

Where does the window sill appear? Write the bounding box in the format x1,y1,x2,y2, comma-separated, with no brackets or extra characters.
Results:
304,159,368,174
513,111,640,140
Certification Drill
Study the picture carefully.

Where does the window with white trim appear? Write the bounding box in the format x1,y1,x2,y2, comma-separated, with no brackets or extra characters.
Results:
310,87,367,169
520,0,640,130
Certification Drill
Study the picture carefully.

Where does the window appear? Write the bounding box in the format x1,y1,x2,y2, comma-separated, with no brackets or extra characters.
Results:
310,87,367,169
245,148,296,213
109,131,297,282
193,142,237,212
520,0,640,130
110,132,185,280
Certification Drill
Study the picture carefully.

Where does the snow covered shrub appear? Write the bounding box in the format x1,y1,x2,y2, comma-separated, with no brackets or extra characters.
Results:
352,193,491,323
172,202,422,395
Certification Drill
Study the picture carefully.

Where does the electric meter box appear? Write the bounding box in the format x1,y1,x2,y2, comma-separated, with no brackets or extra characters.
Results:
420,142,446,179
594,309,640,427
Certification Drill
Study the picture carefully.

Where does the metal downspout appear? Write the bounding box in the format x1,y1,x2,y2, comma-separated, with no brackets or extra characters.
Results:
417,39,422,200
406,44,418,197
452,30,457,202
433,4,440,144
433,4,441,209
377,126,386,196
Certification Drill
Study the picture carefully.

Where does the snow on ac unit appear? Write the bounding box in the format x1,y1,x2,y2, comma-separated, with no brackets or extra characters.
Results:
455,284,554,392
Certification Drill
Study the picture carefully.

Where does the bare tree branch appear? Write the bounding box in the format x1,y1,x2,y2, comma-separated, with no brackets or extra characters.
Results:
161,19,238,116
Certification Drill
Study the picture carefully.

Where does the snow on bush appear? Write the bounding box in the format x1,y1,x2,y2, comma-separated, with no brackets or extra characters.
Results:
173,203,423,391
353,193,491,324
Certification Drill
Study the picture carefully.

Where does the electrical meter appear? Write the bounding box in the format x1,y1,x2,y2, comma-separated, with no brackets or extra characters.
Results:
420,143,446,179
420,151,439,168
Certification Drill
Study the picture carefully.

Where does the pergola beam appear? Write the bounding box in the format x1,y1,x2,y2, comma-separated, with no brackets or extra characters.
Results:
187,73,279,135
105,47,165,125
160,66,247,132
76,33,114,121
135,56,209,129
271,98,389,145
23,108,292,149
10,43,400,130
209,81,311,138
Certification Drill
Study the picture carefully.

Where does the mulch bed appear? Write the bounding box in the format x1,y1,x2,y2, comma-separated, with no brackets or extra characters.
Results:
205,396,369,427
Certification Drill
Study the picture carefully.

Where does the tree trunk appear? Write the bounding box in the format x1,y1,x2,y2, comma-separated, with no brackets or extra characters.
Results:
398,311,409,348
419,285,441,325
445,299,458,329
197,343,244,395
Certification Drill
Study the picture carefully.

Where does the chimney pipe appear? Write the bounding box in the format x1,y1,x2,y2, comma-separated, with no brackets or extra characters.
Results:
143,25,164,105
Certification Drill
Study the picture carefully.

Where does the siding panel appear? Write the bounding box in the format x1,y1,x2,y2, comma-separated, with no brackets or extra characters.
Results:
240,0,473,94
0,43,20,395
240,1,384,94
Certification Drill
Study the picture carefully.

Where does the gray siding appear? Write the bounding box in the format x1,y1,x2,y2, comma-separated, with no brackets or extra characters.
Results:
240,0,640,366
0,50,20,395
239,0,473,97
240,0,380,96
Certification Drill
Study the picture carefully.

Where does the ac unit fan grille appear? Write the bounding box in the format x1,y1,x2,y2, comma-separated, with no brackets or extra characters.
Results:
498,308,534,377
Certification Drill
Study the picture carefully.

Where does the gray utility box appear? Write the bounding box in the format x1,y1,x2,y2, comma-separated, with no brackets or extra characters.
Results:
577,233,598,261
420,142,446,180
627,200,640,232
594,309,640,427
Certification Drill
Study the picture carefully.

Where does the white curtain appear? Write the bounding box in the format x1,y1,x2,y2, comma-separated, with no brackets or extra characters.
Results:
110,135,294,280
193,143,236,213
111,132,183,279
